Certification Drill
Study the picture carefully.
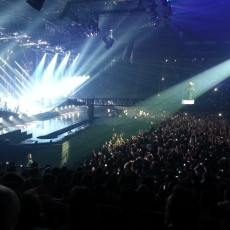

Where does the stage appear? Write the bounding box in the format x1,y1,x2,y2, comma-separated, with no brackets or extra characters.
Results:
0,105,92,144
0,105,117,144
18,113,89,144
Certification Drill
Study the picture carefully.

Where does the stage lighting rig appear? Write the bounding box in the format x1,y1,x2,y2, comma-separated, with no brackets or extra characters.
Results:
19,39,49,49
102,30,114,49
26,0,45,11
0,31,32,46
148,0,158,26
122,39,134,62
73,0,141,4
102,35,114,49
162,3,172,26
55,45,65,52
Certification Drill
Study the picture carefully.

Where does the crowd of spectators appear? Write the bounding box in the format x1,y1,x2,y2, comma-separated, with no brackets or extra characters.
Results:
2,111,230,230
194,76,230,110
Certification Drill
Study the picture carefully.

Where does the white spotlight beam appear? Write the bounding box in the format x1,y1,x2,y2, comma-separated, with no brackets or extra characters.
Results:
14,76,30,94
42,53,58,84
54,53,70,82
0,66,21,94
142,59,230,114
14,61,35,89
65,54,80,77
0,56,30,88
14,81,26,96
0,73,15,94
14,69,31,94
32,53,46,86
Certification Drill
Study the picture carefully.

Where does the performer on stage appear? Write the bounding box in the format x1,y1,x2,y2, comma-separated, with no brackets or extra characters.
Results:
27,153,33,167
188,82,194,100
48,98,52,108
40,98,44,108
15,102,19,113
3,101,7,111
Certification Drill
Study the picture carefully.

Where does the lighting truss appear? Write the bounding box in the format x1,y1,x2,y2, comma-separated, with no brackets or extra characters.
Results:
71,0,139,4
94,7,146,16
68,98,179,106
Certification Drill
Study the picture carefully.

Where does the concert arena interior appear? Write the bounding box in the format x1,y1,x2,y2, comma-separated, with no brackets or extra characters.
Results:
1,1,230,229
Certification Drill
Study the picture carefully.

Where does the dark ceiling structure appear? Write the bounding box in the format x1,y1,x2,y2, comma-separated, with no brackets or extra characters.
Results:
0,0,174,52
0,0,230,55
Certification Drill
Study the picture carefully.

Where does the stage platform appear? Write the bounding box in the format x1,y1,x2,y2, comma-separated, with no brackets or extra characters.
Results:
0,106,114,144
0,107,91,144
19,116,89,144
181,99,194,104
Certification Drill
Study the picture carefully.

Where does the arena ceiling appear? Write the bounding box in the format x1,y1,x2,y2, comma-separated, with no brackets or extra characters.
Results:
0,0,230,54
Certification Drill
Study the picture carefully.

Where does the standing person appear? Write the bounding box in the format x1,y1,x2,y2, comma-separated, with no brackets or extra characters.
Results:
165,186,199,230
0,185,20,230
48,98,52,108
188,82,194,99
27,153,33,167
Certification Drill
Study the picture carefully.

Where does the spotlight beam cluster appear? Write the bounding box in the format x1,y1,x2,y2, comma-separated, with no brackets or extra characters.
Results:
0,50,89,116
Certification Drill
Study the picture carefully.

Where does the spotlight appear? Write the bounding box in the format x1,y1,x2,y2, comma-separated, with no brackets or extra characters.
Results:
102,35,114,49
122,40,134,62
26,0,45,11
